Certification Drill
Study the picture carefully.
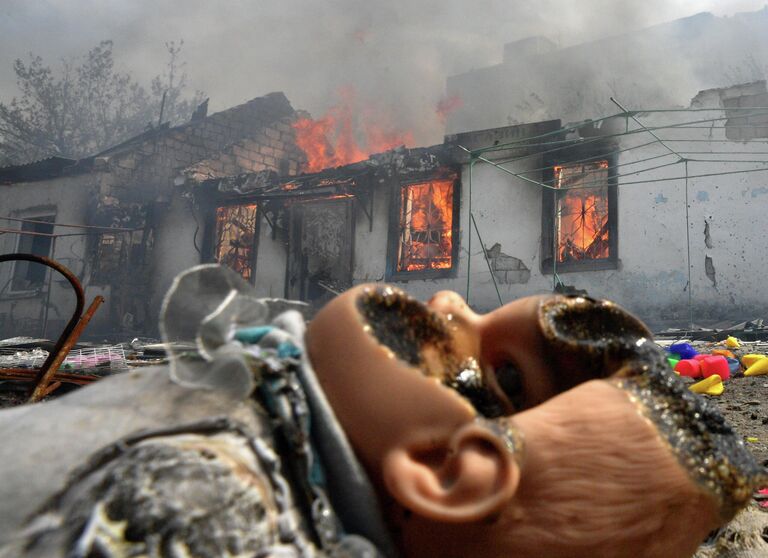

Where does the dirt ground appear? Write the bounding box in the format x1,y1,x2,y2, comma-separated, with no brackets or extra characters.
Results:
693,375,768,557
678,342,768,557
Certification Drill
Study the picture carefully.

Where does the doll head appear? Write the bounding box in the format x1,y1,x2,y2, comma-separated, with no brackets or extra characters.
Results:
306,285,766,558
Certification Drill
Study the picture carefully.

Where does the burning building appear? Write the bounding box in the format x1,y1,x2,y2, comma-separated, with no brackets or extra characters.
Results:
190,81,768,329
2,80,768,337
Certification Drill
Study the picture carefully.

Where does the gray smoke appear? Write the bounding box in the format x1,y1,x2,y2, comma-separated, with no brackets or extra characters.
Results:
0,0,765,145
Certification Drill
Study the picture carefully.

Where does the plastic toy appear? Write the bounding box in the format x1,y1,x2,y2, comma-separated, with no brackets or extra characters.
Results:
725,336,741,349
674,359,702,378
744,358,768,377
741,354,766,368
700,356,730,381
669,342,698,360
689,374,724,396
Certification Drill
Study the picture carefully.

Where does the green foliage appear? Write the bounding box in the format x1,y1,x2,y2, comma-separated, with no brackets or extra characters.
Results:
0,40,205,165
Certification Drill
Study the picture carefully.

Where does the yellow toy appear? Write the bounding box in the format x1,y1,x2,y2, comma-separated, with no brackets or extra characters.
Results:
689,374,724,396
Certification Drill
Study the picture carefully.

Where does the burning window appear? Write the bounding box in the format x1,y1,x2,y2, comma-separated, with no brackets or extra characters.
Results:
394,179,456,274
215,203,258,281
554,161,610,264
541,157,616,273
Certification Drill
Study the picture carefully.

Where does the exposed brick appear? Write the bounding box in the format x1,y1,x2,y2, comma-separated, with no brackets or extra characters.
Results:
234,156,251,169
275,121,292,134
232,145,247,158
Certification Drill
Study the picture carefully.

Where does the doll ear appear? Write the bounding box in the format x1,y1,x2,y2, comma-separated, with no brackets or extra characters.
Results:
382,421,520,523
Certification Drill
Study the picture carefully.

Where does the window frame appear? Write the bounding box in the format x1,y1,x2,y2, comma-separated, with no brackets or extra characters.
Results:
386,174,461,282
9,215,56,293
540,151,618,274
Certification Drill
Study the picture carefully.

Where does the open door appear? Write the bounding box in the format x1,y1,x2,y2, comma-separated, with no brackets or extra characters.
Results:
287,198,354,306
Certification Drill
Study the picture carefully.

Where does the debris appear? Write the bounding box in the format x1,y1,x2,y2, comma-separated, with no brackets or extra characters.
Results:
0,253,104,403
689,374,724,396
746,437,760,443
0,348,48,369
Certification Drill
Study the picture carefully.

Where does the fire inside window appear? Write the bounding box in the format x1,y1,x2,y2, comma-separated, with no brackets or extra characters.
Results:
215,203,258,281
554,161,610,263
396,179,454,273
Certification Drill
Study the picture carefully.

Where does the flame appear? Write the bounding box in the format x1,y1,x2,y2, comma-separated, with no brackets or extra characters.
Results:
398,179,454,272
436,94,463,124
292,87,414,173
215,203,258,280
554,161,609,263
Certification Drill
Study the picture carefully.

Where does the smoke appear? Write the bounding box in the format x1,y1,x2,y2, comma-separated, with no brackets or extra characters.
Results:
0,0,766,145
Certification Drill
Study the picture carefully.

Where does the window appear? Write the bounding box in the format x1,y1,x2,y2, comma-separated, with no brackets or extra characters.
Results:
11,216,54,291
214,203,258,281
389,177,459,280
541,160,617,272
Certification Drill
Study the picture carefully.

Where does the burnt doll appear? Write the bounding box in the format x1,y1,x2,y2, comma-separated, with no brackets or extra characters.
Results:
0,267,764,557
307,285,766,558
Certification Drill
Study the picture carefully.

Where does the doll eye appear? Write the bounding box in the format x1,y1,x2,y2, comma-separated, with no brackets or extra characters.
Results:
492,361,526,412
444,358,514,419
356,285,452,370
356,286,515,418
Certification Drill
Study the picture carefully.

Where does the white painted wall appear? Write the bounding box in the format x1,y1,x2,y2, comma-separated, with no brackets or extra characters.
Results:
0,175,97,338
603,107,768,326
150,191,205,316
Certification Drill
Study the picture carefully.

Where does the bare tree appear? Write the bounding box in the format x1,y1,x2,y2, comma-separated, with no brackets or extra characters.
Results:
151,40,205,127
0,40,205,166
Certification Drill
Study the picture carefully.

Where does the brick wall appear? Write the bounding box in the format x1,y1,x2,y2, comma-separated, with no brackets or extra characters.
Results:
100,92,305,202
